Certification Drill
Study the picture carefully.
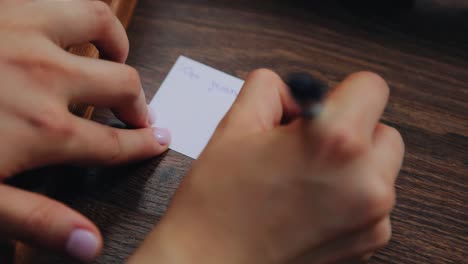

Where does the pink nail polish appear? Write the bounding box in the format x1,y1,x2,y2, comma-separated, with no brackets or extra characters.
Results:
66,229,99,262
152,127,171,146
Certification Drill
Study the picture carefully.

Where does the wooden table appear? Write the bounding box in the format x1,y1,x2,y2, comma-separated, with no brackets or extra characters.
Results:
12,0,468,263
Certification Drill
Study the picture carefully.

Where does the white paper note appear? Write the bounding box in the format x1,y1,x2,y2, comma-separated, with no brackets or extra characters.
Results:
148,56,244,159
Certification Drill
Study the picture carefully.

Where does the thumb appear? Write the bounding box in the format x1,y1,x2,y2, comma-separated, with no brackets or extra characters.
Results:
0,185,102,262
217,69,300,136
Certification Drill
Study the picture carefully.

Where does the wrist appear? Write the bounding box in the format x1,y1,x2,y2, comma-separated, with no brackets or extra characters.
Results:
127,201,266,264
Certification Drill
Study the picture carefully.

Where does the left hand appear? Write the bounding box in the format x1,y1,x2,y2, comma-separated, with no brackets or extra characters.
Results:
0,1,170,262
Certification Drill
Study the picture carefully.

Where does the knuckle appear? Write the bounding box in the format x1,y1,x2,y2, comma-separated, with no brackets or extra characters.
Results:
88,1,114,32
368,220,392,249
29,106,74,139
247,68,281,83
104,128,123,165
86,0,129,62
387,125,405,155
89,0,113,21
352,71,387,87
351,71,389,96
325,125,367,159
121,66,142,101
359,182,395,222
6,44,70,90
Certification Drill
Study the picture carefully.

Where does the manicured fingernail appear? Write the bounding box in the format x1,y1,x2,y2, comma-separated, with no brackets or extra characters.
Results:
153,127,171,145
66,229,99,262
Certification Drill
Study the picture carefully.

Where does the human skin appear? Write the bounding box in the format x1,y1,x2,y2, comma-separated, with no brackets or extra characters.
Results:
0,1,404,263
0,1,170,262
128,69,405,264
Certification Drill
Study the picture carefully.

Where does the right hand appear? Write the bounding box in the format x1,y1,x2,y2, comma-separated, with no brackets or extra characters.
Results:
0,1,170,262
129,70,405,264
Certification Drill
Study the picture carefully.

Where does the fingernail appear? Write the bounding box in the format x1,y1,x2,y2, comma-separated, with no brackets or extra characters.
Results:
66,229,99,262
153,127,171,146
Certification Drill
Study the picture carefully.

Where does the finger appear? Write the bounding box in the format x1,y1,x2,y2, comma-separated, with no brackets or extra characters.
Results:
218,69,301,135
298,217,391,263
373,123,405,184
338,218,391,263
26,0,128,62
319,72,390,141
61,116,170,166
0,185,102,262
64,54,149,128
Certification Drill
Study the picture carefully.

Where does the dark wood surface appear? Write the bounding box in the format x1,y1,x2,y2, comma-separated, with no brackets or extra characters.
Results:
12,0,468,263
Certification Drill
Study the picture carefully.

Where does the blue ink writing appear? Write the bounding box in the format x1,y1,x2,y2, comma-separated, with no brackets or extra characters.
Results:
180,65,200,80
208,81,239,96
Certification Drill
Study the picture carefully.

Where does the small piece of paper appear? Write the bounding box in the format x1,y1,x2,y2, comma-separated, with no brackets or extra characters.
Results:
148,56,244,159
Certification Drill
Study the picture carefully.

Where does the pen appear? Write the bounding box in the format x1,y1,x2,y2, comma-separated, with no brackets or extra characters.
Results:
286,72,328,119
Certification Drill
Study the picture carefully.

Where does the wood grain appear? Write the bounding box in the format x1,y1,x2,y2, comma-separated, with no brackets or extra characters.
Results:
10,0,468,263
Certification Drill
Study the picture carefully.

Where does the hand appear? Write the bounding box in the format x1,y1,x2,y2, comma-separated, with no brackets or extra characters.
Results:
129,70,404,263
0,1,170,262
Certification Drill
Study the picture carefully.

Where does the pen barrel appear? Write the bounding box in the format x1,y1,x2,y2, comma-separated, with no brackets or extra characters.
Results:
69,0,138,119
